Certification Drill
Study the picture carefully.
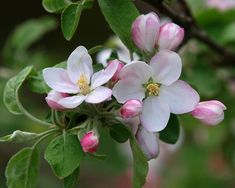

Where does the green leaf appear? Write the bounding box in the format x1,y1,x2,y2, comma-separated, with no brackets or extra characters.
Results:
3,66,33,115
28,71,50,94
221,22,235,44
6,147,40,188
2,17,57,67
0,130,39,143
63,167,80,188
109,123,131,143
159,114,180,144
61,3,82,40
42,0,71,13
88,45,105,55
44,132,84,178
98,0,139,51
130,135,148,188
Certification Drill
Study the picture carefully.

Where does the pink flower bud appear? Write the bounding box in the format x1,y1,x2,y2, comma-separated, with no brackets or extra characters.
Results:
108,59,124,82
80,131,99,153
120,99,143,119
191,100,226,126
136,127,160,160
45,90,68,110
158,23,184,50
131,12,160,52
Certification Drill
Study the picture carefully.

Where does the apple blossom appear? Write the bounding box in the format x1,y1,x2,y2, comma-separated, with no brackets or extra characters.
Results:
43,46,119,109
80,131,99,153
108,59,124,82
136,127,160,160
191,100,226,125
120,99,143,119
45,90,69,110
113,50,199,132
131,12,160,53
207,0,235,11
158,23,184,50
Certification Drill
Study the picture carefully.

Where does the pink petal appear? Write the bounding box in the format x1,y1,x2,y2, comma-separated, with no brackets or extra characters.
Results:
58,95,86,109
159,80,200,114
91,60,119,89
119,61,153,84
85,86,112,104
67,46,93,84
112,78,145,103
43,68,78,93
150,50,182,86
140,96,170,132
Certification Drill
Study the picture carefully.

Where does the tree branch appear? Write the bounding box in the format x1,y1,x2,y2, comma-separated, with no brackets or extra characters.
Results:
142,0,235,65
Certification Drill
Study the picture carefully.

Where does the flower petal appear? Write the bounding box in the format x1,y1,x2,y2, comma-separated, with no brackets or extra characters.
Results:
58,95,86,109
159,80,200,114
150,50,182,86
119,61,153,84
140,96,170,132
67,46,93,84
91,60,119,89
85,86,112,104
112,78,145,103
43,68,78,93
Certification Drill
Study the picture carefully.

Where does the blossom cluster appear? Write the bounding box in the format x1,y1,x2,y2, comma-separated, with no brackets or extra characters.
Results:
42,12,226,159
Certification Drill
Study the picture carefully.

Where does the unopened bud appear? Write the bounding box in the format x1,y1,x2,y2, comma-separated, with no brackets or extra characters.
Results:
80,131,99,153
158,22,184,50
191,100,226,126
136,127,160,160
131,12,160,52
120,99,143,119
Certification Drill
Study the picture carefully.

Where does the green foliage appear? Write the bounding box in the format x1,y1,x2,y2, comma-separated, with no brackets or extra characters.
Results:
43,0,71,13
130,135,149,188
0,130,39,143
98,0,139,51
44,132,84,178
2,17,57,67
3,66,34,115
63,167,80,188
159,114,180,144
109,123,131,143
6,148,40,188
61,3,82,41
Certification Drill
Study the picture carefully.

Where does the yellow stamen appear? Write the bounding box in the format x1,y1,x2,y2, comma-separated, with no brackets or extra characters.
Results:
77,74,90,95
146,83,160,96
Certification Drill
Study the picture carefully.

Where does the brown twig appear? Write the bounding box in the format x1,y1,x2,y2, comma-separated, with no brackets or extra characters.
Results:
142,0,235,65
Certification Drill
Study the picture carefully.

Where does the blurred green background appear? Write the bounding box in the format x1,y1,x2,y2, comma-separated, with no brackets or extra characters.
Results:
0,0,235,187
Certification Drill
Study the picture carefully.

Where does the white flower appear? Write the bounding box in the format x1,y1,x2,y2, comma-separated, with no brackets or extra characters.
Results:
113,50,200,132
43,46,119,109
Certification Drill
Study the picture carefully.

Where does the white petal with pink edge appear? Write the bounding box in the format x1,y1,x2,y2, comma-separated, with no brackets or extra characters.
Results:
140,96,170,132
91,60,119,89
43,68,78,94
58,95,86,109
159,80,200,114
67,46,93,84
150,50,182,86
85,86,112,104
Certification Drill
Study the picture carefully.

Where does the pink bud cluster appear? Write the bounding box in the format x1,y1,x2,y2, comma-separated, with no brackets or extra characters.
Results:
131,12,184,53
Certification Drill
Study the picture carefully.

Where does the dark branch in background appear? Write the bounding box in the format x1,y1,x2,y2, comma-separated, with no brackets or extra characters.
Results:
142,0,235,66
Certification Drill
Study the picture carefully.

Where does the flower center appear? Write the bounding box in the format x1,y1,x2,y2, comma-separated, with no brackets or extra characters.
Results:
146,83,160,96
77,74,90,95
